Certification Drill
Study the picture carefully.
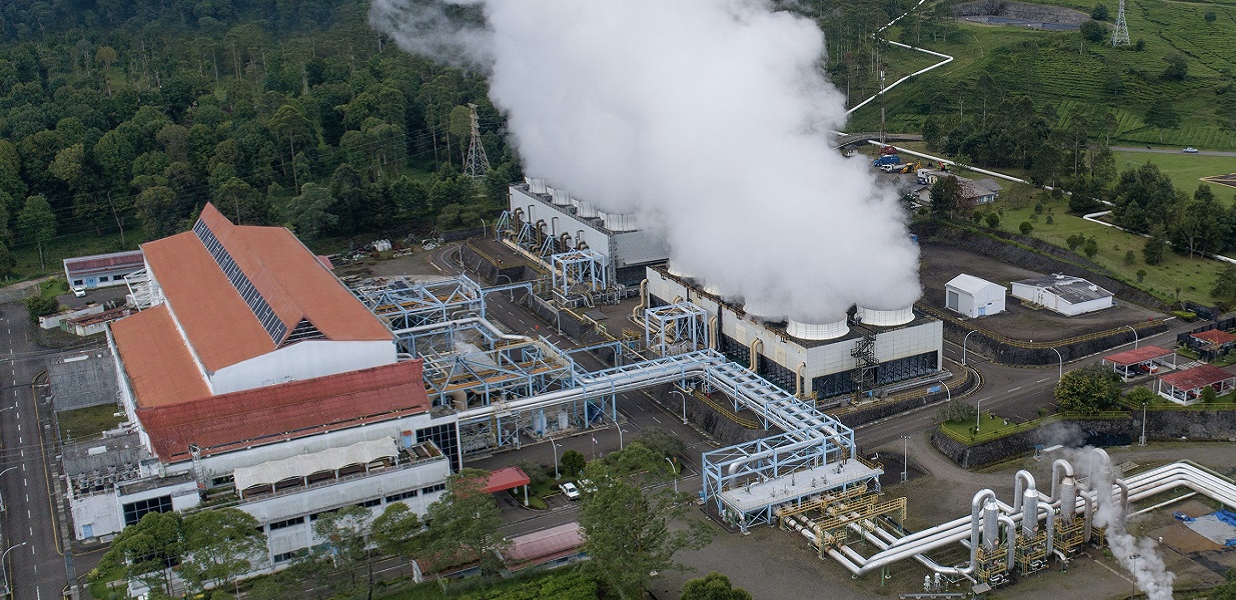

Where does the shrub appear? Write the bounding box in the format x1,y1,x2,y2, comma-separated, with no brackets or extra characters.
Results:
1019,221,1033,234
1124,250,1136,264
1136,269,1147,283
1092,3,1108,20
986,213,1000,228
1084,238,1099,257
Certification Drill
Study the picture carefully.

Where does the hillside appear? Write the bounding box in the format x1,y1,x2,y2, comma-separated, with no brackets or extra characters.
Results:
846,0,1236,149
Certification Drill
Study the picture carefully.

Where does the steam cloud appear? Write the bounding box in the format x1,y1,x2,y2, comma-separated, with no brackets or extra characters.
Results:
370,0,922,322
1062,447,1175,599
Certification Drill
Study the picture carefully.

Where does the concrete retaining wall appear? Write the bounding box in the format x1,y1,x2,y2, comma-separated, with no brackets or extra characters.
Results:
932,409,1236,469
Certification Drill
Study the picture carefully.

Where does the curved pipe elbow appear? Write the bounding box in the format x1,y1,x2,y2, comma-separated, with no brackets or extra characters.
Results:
1013,470,1036,511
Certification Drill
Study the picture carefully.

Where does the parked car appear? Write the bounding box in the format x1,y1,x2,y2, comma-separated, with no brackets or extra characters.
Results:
559,481,580,500
72,286,86,298
1183,147,1199,153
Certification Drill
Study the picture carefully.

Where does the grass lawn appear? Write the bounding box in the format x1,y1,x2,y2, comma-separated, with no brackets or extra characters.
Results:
940,411,1023,442
977,193,1223,305
10,229,140,282
58,404,124,443
1112,151,1236,200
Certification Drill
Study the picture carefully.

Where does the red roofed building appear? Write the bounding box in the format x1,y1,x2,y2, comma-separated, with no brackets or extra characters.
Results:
76,204,452,573
63,249,145,289
1101,346,1177,381
1156,364,1236,404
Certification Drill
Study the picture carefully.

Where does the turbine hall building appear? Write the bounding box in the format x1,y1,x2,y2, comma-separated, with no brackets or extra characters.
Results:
644,266,944,405
69,204,455,570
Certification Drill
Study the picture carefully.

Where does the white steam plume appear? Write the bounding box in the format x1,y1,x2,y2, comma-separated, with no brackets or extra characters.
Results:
1062,447,1174,599
370,0,922,322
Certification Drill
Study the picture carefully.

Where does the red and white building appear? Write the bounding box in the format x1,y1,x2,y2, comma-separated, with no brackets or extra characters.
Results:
70,204,455,569
1101,346,1177,382
1156,364,1236,405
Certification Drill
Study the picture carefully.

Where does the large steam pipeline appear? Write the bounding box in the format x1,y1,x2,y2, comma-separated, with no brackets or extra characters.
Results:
780,448,1196,598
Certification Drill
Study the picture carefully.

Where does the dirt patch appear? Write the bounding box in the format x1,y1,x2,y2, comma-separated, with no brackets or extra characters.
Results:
952,0,1090,26
1202,173,1236,189
919,241,1163,341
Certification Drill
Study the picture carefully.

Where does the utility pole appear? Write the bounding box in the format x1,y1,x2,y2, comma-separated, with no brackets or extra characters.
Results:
1112,0,1130,46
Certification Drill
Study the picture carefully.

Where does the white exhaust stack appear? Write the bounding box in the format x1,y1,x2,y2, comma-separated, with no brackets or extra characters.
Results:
857,306,914,327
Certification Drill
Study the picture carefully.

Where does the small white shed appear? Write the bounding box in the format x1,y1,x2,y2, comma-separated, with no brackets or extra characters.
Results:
945,274,1007,318
1011,274,1113,316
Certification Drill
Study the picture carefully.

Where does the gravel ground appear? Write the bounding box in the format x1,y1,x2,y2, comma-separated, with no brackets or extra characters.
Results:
919,241,1164,341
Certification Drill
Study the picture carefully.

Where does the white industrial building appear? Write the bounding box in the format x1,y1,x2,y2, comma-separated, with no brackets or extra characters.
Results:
645,266,944,403
1011,274,1113,316
63,249,146,289
505,178,670,285
945,274,1006,318
70,204,454,570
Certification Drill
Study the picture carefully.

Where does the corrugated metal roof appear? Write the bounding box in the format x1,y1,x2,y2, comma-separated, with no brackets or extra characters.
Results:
1104,345,1174,366
1159,364,1235,390
1014,275,1112,304
484,466,531,493
502,522,583,564
63,250,145,277
1192,330,1236,345
111,305,212,409
135,359,431,463
138,203,391,372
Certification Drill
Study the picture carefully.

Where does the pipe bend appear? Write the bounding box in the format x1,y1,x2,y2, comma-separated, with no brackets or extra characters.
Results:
1013,470,1036,511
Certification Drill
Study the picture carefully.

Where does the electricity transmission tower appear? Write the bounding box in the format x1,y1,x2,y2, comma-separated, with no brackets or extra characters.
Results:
1111,0,1130,47
463,103,491,178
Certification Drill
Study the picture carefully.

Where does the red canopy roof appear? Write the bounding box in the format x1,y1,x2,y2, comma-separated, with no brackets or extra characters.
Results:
136,359,430,463
1104,345,1174,366
1192,330,1236,345
1158,364,1236,390
484,466,531,493
502,522,583,567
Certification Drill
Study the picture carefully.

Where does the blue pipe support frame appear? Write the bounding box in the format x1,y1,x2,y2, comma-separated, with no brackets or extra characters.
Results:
644,302,709,356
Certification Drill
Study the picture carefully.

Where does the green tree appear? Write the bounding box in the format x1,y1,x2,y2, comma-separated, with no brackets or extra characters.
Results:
17,195,56,270
938,397,978,423
1212,265,1236,300
180,508,267,596
371,502,424,565
985,213,1000,228
929,175,963,219
1144,99,1181,142
1137,268,1147,283
560,449,586,478
1205,10,1218,23
1124,250,1136,264
1113,164,1176,233
134,186,182,238
1172,184,1229,258
1143,225,1168,265
1084,238,1098,258
1067,234,1085,251
1080,20,1105,43
580,449,711,599
681,571,752,600
1091,4,1109,20
1201,385,1218,403
1125,386,1156,406
1054,364,1122,414
1019,221,1033,235
25,295,59,322
425,468,506,577
1161,53,1188,81
283,183,337,240
312,505,378,600
269,104,315,189
99,512,184,599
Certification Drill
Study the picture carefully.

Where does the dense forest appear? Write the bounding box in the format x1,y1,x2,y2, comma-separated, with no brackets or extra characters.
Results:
0,0,519,278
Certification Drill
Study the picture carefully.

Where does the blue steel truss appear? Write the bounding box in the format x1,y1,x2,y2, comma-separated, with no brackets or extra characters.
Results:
551,250,609,297
421,340,577,409
644,303,709,356
355,276,485,329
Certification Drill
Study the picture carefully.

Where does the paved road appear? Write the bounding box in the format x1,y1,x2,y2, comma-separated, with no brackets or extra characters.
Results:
1112,145,1236,158
0,305,69,600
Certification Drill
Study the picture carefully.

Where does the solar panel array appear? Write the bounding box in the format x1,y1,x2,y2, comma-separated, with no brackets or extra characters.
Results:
193,219,288,343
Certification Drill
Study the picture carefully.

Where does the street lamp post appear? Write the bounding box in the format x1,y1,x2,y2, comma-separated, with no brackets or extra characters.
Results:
963,330,978,366
671,389,687,425
0,466,17,513
1140,402,1148,447
941,381,951,403
2,541,28,597
551,440,562,480
1125,324,1139,349
665,457,678,493
1051,347,1063,381
976,398,982,434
